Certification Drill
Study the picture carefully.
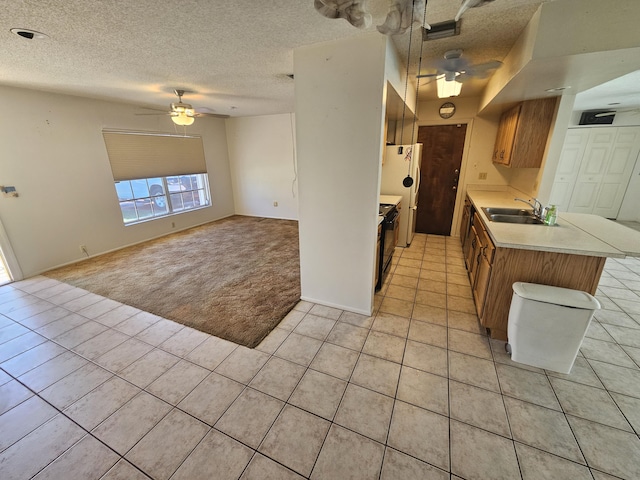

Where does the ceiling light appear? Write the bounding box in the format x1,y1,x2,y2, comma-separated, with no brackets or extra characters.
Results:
437,74,462,98
171,112,194,126
423,20,460,41
10,28,48,40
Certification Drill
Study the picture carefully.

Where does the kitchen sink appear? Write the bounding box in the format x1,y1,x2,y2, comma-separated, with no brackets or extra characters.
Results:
488,214,545,225
482,207,534,216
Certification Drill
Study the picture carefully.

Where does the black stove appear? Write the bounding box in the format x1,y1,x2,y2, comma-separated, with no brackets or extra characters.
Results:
379,203,396,217
376,203,399,291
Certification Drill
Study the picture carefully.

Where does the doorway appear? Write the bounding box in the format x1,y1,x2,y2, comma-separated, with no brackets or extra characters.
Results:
416,124,467,235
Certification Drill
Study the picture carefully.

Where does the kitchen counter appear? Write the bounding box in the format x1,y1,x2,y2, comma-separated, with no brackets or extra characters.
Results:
380,195,402,206
560,213,640,257
467,190,627,259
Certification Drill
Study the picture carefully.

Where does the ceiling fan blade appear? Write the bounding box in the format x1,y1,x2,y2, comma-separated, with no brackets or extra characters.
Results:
134,112,170,116
416,72,440,79
464,60,503,78
194,112,230,119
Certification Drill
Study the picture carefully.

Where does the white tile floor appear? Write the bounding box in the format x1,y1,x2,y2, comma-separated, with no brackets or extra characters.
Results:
1,234,640,479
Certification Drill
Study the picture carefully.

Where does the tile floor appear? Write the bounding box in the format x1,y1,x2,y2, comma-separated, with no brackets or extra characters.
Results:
1,234,640,479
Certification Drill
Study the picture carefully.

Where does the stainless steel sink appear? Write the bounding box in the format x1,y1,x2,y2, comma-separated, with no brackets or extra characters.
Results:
482,207,534,216
488,214,545,225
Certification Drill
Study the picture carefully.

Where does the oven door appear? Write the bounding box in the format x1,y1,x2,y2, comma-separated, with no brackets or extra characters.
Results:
382,209,399,272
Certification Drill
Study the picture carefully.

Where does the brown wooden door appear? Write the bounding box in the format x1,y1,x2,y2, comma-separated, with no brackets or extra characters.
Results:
416,124,467,235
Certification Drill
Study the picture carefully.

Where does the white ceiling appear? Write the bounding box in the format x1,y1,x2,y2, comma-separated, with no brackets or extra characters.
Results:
1,0,637,117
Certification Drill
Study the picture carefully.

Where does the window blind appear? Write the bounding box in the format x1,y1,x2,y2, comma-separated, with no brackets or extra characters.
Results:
103,131,207,181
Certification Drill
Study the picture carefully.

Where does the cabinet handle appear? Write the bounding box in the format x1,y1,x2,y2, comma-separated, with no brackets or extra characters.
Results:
452,186,457,190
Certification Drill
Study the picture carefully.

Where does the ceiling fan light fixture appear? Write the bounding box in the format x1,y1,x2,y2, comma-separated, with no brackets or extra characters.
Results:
171,112,194,126
436,74,462,98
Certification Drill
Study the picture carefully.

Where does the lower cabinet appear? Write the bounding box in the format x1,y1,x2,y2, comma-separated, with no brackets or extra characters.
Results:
471,213,494,317
464,212,495,317
461,195,605,340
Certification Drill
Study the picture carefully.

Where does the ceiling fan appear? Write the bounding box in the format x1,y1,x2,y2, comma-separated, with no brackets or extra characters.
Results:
416,49,502,98
417,49,502,83
136,89,229,125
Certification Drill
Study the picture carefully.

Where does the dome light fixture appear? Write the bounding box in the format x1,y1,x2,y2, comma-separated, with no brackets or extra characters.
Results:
171,111,195,126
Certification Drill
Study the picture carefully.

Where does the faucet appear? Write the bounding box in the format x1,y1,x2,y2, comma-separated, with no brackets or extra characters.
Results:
514,197,543,218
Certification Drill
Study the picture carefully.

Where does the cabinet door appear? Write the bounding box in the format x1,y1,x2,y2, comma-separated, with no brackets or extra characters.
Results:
510,97,557,168
465,225,479,281
474,252,492,316
549,129,590,211
460,201,471,247
493,105,520,165
569,129,616,213
592,128,640,218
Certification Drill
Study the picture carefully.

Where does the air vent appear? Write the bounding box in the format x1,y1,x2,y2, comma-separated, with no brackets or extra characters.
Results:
422,20,460,41
579,111,614,125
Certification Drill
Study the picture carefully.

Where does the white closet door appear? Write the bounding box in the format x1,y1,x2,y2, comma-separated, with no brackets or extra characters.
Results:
568,129,616,214
592,128,640,218
549,129,590,211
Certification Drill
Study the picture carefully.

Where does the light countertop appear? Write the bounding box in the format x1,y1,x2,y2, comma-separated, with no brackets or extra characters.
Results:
466,190,628,258
380,195,402,206
560,213,640,257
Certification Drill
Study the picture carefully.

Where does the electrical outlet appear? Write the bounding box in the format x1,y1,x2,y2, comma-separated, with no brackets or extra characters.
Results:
478,172,487,180
79,245,88,255
273,201,278,207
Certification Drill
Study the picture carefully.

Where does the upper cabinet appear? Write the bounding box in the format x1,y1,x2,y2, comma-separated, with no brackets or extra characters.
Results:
492,97,558,168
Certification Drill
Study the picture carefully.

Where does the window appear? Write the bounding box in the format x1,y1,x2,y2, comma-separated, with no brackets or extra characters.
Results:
115,174,210,224
103,131,211,225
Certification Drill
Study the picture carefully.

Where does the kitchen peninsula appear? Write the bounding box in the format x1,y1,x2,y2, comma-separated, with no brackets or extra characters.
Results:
461,189,640,340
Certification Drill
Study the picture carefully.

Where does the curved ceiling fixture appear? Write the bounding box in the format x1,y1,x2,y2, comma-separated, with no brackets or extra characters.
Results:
313,0,428,35
454,0,496,22
313,0,372,28
377,0,428,35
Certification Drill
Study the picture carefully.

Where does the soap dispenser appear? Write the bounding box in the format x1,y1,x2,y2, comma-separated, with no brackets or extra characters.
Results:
544,205,557,226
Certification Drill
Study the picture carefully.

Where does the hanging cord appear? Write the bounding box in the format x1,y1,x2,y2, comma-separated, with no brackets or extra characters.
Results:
399,1,417,146
410,0,429,147
289,113,298,198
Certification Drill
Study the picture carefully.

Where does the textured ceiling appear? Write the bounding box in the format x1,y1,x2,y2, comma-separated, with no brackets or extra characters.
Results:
1,0,635,117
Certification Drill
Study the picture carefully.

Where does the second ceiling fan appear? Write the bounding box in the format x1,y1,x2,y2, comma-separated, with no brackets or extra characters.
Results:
137,89,229,126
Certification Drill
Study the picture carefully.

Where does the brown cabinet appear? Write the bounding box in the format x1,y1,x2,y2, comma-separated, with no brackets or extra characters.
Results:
460,197,472,248
461,199,605,340
492,97,558,168
471,213,495,317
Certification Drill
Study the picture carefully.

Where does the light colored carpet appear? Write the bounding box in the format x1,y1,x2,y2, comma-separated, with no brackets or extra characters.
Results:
45,215,301,348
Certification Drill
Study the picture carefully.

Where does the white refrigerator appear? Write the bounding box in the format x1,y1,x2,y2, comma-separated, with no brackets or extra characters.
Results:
380,144,422,247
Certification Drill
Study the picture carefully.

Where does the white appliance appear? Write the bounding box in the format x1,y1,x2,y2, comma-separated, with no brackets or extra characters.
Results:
380,143,422,247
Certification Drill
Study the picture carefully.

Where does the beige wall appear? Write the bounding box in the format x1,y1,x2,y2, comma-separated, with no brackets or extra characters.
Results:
0,85,235,278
